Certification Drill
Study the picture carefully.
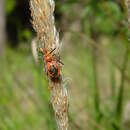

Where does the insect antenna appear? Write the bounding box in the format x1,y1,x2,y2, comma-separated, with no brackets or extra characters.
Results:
49,48,56,54
53,54,64,65
57,59,64,65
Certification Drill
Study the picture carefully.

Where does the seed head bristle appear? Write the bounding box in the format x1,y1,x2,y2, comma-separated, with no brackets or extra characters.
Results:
30,0,59,51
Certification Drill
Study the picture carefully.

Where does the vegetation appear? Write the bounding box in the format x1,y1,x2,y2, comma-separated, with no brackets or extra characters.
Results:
0,0,129,130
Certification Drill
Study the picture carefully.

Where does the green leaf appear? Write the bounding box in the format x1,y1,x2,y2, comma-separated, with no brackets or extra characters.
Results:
5,0,16,15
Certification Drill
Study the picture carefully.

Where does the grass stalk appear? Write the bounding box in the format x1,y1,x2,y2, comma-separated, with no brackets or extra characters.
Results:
114,45,129,130
91,45,102,123
113,1,130,129
110,63,116,100
29,0,69,130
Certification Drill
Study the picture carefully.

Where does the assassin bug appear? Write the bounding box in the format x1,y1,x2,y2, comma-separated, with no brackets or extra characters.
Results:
40,47,64,81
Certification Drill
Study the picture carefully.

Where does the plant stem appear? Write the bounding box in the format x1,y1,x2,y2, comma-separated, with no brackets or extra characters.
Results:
110,63,116,100
114,0,130,129
115,45,129,130
30,0,69,129
0,0,5,56
91,45,102,123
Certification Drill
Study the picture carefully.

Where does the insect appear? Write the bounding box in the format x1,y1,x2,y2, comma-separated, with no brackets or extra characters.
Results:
40,47,63,81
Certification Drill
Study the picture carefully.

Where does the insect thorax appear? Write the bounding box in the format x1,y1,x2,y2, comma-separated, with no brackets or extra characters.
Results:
49,64,58,77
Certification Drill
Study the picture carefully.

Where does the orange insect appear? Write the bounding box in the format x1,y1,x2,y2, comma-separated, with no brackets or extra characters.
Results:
40,47,63,81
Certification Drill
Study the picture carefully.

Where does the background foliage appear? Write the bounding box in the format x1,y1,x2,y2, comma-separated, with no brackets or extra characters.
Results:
0,0,130,130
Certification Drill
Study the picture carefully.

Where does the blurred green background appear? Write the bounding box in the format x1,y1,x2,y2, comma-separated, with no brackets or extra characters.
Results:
0,0,130,130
